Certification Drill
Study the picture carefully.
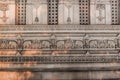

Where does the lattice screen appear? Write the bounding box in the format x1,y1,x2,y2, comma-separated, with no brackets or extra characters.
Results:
79,0,90,25
111,0,120,24
48,0,58,25
15,0,26,25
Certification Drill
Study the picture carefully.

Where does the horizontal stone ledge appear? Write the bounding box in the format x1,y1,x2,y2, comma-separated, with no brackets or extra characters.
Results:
1,30,120,34
0,63,120,72
1,25,120,31
0,48,117,51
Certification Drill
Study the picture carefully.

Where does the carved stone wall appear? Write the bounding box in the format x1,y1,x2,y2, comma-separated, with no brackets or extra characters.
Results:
1,0,120,80
0,0,120,25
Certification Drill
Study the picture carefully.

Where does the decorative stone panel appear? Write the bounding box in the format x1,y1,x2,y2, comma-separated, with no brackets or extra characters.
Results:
58,0,79,24
90,0,111,24
0,0,15,24
26,0,47,24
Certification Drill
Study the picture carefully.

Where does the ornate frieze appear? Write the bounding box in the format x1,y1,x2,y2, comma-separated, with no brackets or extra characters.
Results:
0,32,119,55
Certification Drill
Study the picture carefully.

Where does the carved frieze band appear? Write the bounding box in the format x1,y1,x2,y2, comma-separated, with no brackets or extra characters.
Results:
0,34,119,55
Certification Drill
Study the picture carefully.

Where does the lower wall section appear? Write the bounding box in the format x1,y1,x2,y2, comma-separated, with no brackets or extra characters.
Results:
0,71,120,80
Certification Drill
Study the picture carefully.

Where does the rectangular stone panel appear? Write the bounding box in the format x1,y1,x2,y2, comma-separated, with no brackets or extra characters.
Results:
90,0,111,24
58,0,79,24
0,0,15,24
26,0,47,24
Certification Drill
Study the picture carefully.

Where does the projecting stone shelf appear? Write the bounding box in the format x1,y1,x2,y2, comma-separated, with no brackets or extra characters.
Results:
0,25,120,32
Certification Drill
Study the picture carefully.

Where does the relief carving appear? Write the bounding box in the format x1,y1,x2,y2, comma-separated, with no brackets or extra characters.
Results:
32,0,41,23
64,0,72,24
0,34,118,55
89,40,115,48
90,0,111,24
0,3,9,22
96,4,105,21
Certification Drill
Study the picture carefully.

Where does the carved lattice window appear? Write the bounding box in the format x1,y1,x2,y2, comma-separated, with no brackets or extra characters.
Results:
79,0,90,25
111,0,120,24
16,0,26,25
48,0,58,25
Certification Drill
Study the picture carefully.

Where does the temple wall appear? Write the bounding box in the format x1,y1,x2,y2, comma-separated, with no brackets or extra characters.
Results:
0,0,120,80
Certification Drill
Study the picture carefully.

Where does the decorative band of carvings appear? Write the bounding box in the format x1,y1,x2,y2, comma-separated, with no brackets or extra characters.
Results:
0,34,119,55
0,55,119,63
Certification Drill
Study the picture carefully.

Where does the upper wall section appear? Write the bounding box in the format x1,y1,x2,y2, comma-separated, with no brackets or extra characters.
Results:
0,0,120,25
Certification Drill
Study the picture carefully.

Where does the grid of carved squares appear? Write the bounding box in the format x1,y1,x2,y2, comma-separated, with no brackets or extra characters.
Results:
16,0,26,25
111,0,120,24
79,0,90,25
48,0,58,25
